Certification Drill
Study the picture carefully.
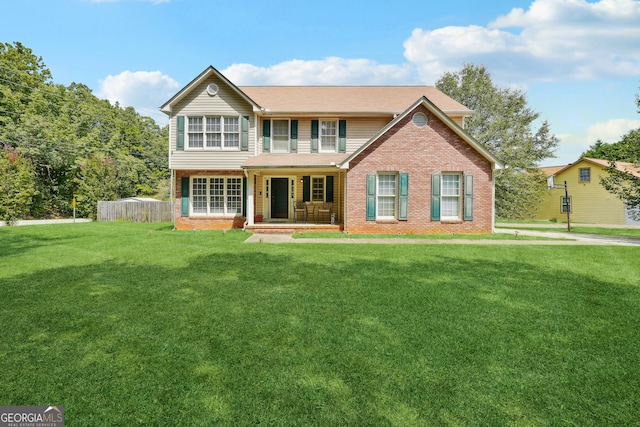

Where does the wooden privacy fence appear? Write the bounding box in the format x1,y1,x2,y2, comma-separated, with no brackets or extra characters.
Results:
97,201,173,222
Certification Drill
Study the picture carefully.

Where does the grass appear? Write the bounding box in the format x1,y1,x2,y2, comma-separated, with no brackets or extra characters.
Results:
1,222,639,426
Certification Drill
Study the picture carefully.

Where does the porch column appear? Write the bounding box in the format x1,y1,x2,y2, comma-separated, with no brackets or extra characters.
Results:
246,170,255,226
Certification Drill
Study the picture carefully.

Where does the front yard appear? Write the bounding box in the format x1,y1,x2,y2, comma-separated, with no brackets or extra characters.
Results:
1,223,638,425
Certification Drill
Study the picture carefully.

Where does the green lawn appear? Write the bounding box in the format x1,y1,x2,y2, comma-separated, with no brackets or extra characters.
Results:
1,222,639,426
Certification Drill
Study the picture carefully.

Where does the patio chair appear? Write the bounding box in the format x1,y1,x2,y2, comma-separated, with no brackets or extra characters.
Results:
317,202,333,223
293,200,307,223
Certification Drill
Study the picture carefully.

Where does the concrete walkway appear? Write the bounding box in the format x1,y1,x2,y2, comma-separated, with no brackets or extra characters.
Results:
245,228,640,246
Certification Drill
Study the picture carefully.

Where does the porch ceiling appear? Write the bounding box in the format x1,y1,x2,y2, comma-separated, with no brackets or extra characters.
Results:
242,153,348,169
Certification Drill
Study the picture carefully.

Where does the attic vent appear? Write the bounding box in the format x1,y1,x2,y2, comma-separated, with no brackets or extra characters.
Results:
412,112,428,128
206,83,219,96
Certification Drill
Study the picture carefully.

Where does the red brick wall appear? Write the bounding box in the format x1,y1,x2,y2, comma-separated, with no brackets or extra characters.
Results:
174,170,246,230
346,105,494,234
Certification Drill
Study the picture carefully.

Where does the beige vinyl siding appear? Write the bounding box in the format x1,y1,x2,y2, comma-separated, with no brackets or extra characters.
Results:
169,76,256,170
259,116,391,154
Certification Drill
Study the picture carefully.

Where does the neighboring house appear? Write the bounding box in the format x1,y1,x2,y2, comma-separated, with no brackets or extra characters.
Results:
160,66,502,234
534,157,640,225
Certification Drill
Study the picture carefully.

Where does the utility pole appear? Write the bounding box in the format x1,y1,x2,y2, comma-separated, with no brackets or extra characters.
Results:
563,181,571,232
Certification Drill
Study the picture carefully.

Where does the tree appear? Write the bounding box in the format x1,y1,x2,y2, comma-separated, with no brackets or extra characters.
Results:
436,64,559,219
583,95,640,219
0,42,169,220
0,147,37,223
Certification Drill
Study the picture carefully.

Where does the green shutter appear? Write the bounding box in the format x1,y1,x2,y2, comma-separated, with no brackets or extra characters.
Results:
366,174,376,220
338,119,347,153
464,174,474,221
176,116,185,150
242,177,247,217
263,119,270,152
399,173,409,221
326,175,334,202
181,177,189,216
241,116,249,151
302,176,311,202
290,120,298,153
431,174,441,221
311,120,319,153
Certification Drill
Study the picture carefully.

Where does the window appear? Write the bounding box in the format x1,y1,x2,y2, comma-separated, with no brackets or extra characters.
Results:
311,177,325,202
441,174,461,219
366,173,408,221
320,120,337,152
191,177,243,215
377,174,397,219
272,119,289,153
579,168,590,183
187,115,240,150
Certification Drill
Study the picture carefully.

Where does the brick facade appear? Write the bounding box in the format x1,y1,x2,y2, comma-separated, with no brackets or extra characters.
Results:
345,104,494,234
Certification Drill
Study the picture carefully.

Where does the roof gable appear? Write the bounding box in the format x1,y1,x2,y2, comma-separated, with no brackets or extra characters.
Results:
340,97,502,170
552,157,640,178
160,66,260,114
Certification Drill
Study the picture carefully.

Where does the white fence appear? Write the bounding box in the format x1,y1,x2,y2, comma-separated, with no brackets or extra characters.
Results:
97,201,173,222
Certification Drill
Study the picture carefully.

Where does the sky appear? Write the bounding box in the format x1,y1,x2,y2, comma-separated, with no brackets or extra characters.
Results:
2,0,639,167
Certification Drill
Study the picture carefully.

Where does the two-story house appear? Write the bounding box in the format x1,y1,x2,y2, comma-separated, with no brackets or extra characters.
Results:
160,66,502,234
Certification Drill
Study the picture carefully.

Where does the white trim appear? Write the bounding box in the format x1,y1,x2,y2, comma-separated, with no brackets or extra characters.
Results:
270,118,291,153
319,119,338,153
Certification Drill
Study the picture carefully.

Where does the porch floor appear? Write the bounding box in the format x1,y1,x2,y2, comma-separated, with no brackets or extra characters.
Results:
246,219,343,234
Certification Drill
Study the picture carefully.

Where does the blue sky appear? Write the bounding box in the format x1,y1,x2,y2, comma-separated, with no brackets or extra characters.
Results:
2,0,639,166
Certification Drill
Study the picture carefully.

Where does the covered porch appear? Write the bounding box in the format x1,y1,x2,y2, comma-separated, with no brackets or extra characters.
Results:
242,153,347,232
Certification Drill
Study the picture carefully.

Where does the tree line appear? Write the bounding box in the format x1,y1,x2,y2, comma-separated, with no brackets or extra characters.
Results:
0,42,168,222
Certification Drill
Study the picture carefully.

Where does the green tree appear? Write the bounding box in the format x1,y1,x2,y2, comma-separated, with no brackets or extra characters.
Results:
436,64,558,219
0,42,169,220
0,148,37,223
583,91,640,219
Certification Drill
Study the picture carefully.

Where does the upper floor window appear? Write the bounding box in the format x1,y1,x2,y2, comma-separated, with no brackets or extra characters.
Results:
579,167,590,183
320,120,337,152
272,119,290,153
188,115,239,150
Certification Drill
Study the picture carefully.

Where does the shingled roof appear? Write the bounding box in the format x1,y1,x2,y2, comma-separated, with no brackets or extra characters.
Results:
239,86,472,116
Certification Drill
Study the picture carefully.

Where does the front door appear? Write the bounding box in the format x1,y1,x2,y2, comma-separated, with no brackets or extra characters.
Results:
271,178,289,218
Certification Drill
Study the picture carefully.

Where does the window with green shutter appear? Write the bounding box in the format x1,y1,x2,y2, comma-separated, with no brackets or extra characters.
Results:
366,174,376,220
431,174,441,221
263,119,271,152
241,116,249,151
311,120,319,153
176,116,185,150
181,176,189,216
290,120,298,153
464,174,474,221
399,173,409,220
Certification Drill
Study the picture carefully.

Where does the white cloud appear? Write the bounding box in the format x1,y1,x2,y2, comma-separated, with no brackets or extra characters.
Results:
97,70,179,121
222,57,416,85
586,118,640,143
403,0,640,84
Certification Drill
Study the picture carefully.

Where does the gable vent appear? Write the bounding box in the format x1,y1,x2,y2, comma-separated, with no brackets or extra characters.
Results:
206,83,219,96
412,112,428,128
